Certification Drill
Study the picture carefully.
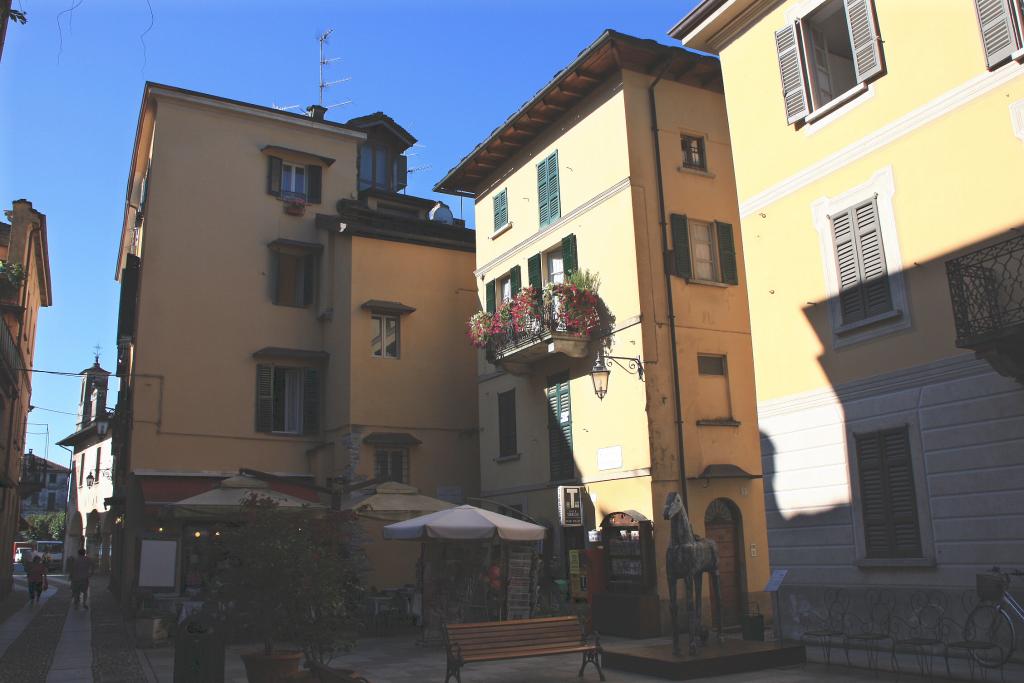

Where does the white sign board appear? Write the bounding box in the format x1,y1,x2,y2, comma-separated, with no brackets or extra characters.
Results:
597,446,622,471
764,568,788,593
138,539,178,589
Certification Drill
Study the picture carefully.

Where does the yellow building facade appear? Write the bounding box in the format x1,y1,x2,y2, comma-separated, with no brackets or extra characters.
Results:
673,0,1024,635
110,84,479,602
436,31,771,631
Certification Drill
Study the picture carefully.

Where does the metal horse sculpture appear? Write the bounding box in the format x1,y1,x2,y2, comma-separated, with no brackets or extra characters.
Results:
663,491,723,656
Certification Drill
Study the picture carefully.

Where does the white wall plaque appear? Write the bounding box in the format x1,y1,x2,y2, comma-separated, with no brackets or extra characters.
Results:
597,446,622,471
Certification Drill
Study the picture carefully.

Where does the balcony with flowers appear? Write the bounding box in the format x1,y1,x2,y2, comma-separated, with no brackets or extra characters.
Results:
467,271,611,373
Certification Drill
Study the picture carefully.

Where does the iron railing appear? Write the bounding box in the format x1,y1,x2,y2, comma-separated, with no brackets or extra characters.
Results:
946,233,1024,346
486,299,572,362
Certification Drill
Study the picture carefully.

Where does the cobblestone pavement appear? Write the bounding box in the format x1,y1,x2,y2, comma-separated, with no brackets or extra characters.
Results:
0,576,70,681
89,588,147,683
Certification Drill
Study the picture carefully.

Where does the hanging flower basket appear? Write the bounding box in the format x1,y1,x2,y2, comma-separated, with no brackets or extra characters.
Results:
283,199,306,216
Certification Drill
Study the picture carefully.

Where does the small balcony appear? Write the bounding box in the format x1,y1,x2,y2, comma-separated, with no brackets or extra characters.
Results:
946,233,1024,382
486,302,591,373
470,284,603,375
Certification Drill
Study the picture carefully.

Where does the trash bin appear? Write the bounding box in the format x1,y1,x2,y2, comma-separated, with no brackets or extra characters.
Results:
174,615,226,683
741,602,765,641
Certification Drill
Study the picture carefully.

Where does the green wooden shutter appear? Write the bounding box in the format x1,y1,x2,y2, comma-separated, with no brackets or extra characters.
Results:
306,165,322,204
485,280,496,314
562,234,578,276
493,189,508,230
527,253,542,291
853,199,892,318
975,0,1020,68
255,365,274,432
394,154,408,192
716,221,739,285
856,427,921,559
843,0,884,83
547,374,573,481
302,254,316,306
775,24,811,124
498,390,517,458
546,152,561,224
302,368,320,435
267,157,283,196
537,162,550,227
509,266,522,295
670,214,692,279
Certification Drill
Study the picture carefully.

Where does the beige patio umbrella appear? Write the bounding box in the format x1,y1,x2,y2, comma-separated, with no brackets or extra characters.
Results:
382,505,546,541
343,481,455,522
167,474,323,517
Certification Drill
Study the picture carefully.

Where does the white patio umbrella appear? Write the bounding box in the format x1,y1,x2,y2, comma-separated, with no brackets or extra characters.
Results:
382,505,546,542
167,474,323,517
342,481,455,522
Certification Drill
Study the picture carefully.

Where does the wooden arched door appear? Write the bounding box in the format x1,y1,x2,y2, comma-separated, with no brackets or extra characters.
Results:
704,498,745,627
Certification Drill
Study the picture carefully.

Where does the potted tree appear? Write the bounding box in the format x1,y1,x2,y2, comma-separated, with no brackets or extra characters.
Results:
214,495,365,683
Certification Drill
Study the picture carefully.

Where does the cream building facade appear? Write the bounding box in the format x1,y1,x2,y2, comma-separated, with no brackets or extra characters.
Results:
437,31,771,630
673,0,1024,635
110,84,479,602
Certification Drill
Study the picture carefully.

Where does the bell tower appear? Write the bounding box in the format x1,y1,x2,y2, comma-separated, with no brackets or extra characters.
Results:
76,352,111,429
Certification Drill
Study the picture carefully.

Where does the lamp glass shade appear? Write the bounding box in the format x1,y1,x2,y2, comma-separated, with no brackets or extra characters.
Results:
86,473,95,487
590,365,610,400
96,419,110,436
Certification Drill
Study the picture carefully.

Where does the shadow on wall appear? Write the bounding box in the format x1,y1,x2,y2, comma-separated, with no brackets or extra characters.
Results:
762,225,1024,640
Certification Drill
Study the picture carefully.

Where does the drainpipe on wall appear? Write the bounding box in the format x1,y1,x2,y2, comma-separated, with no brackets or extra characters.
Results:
648,61,689,511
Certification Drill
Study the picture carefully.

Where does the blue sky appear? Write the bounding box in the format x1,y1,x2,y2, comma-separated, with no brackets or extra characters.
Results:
0,0,699,466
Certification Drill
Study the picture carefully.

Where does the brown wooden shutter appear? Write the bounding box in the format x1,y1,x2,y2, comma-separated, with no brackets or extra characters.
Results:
394,155,408,192
267,157,282,196
715,221,738,285
302,254,316,306
844,0,884,83
255,365,274,432
670,214,692,279
974,0,1021,68
302,368,320,435
269,250,280,305
855,427,922,558
306,165,322,204
775,23,811,124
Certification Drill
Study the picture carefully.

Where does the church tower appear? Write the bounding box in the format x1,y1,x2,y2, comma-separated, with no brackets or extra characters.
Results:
76,354,110,429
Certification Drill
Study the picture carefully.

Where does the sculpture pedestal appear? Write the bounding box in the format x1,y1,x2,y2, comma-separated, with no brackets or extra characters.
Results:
602,639,806,680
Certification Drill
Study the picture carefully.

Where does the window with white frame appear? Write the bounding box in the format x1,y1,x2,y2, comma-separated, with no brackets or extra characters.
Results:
372,313,400,358
974,0,1024,69
775,0,883,124
689,220,720,282
546,249,565,285
499,276,513,303
281,162,307,200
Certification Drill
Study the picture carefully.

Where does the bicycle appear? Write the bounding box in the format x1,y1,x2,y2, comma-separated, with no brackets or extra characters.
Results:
964,566,1024,668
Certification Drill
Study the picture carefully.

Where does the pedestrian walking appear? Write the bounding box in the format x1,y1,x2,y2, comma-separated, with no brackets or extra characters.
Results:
26,555,48,605
69,548,94,610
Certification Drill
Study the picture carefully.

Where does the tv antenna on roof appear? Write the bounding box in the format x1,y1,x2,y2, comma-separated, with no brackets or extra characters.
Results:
318,29,352,109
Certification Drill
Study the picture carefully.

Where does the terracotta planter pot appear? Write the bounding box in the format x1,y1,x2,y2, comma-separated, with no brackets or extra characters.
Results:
241,650,303,682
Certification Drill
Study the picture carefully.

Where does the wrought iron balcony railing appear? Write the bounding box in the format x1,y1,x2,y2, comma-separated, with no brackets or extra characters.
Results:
485,299,590,366
946,233,1024,347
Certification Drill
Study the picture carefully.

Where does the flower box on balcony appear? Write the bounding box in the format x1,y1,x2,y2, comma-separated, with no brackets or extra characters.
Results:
283,200,306,216
468,279,608,373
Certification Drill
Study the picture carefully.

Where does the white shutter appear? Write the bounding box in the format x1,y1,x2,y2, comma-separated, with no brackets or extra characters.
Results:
851,199,892,318
775,23,811,124
844,0,884,82
831,208,867,324
974,0,1021,68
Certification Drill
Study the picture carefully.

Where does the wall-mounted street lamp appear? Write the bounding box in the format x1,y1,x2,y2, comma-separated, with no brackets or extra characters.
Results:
86,472,95,488
95,413,110,436
590,348,645,400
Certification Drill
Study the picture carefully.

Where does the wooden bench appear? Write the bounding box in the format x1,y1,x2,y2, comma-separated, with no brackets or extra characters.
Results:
443,616,604,683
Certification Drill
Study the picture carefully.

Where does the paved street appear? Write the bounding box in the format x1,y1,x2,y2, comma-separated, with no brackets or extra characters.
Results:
1,574,1015,683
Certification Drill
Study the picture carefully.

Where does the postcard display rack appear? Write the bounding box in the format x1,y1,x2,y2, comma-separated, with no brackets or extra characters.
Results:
593,510,660,637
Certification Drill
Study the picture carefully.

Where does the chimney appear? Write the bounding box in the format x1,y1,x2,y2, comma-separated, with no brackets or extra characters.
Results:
307,105,328,121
